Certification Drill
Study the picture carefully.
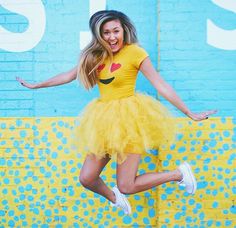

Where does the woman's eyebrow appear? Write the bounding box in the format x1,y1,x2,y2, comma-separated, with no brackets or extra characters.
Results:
103,27,120,31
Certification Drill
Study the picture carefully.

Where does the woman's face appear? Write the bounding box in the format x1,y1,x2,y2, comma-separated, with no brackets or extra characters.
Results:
101,19,124,53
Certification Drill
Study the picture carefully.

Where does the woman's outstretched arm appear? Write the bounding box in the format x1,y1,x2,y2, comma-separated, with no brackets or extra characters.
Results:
140,57,217,121
16,66,77,89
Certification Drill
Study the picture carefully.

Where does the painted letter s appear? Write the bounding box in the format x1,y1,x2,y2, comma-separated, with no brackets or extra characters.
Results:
207,0,236,50
0,0,46,52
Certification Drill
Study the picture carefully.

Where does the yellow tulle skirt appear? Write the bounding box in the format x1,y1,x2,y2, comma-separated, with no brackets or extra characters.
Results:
75,93,176,163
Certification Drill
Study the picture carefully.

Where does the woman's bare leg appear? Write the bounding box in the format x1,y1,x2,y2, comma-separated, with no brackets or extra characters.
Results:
79,154,116,203
117,154,182,194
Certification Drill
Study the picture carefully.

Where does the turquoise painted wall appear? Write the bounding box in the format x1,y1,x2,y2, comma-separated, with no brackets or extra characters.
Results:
1,0,235,117
0,0,157,117
158,0,236,116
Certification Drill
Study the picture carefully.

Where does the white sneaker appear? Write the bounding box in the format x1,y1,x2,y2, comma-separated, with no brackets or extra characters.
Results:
110,186,132,215
178,162,197,194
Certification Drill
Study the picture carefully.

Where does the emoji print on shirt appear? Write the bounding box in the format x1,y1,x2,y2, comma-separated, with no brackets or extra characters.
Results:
98,63,121,84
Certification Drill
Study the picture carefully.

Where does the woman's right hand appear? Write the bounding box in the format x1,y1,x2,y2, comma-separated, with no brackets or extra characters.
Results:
16,77,38,89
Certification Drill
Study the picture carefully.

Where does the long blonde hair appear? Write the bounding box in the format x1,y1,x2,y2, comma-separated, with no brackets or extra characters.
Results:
77,10,138,89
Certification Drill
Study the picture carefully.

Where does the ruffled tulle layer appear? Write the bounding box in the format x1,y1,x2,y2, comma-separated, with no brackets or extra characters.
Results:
75,93,176,163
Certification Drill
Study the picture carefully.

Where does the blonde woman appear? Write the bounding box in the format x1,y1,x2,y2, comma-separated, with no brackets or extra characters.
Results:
17,10,216,215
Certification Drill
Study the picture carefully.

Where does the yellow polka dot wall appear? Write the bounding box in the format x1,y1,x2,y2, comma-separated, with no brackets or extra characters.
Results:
0,117,235,227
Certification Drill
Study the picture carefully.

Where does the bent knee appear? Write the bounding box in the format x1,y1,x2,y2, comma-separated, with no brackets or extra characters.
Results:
79,172,95,188
117,181,134,194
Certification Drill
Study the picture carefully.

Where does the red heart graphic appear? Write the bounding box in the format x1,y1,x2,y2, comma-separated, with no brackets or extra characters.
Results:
97,64,105,72
110,63,121,72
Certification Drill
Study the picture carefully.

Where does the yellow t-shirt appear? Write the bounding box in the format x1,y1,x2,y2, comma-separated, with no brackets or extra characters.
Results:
97,44,148,101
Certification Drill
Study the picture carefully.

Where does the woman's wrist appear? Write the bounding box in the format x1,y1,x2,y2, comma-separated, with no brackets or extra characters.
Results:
32,84,39,89
34,82,44,89
184,110,192,117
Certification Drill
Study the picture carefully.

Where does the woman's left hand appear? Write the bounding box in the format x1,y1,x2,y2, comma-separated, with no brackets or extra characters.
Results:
187,110,217,121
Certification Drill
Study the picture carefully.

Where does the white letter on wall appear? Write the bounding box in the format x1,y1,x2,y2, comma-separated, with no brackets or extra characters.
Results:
207,0,236,50
80,0,106,50
0,0,46,52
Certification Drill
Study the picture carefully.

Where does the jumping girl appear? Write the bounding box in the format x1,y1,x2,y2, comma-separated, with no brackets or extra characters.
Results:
17,10,216,215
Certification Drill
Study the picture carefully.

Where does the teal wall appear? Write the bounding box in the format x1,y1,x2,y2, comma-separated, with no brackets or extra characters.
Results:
159,1,236,116
0,0,235,117
0,0,157,117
